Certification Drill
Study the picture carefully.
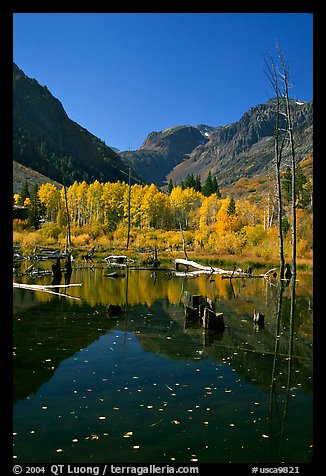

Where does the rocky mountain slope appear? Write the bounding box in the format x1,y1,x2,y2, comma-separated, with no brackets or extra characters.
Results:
167,98,313,187
13,63,136,187
123,98,312,188
13,161,62,194
120,125,210,185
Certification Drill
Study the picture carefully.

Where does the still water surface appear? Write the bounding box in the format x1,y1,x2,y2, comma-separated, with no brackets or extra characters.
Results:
13,266,313,463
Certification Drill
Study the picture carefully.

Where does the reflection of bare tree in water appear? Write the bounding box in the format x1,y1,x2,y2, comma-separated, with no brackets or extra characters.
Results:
278,276,296,461
268,276,296,462
123,267,129,356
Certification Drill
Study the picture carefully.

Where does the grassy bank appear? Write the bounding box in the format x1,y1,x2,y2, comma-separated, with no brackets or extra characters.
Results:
13,236,313,273
13,220,313,272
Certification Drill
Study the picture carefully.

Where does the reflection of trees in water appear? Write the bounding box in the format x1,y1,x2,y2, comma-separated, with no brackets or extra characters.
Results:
14,271,312,417
266,277,312,462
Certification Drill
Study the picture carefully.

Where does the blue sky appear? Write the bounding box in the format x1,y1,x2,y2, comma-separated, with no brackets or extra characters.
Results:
13,13,313,151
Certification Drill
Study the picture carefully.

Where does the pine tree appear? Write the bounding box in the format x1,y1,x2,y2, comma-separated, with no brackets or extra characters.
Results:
202,172,220,197
167,179,174,194
18,180,30,206
195,174,202,192
27,184,43,229
212,176,221,198
227,196,236,216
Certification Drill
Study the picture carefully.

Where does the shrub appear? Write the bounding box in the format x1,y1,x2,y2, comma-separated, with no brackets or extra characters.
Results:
242,225,267,247
72,233,91,247
40,222,64,240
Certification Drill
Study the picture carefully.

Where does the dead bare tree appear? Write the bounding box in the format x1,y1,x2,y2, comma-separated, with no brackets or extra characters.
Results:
264,43,300,279
264,53,287,279
277,46,297,278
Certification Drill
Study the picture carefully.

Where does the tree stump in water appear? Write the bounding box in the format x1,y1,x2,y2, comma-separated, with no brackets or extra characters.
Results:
184,305,199,321
202,308,225,331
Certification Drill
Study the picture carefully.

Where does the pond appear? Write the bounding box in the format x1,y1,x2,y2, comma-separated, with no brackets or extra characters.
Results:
13,264,313,464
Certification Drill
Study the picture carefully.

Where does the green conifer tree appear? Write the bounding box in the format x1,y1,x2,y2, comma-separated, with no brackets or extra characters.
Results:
27,184,43,229
18,180,30,206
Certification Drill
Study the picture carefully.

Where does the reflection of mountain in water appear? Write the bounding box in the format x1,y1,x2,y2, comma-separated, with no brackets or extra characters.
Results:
13,299,117,403
126,297,312,394
14,285,312,404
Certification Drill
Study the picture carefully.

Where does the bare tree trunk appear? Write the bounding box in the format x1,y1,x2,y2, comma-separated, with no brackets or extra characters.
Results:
264,50,291,279
278,47,297,278
63,185,71,253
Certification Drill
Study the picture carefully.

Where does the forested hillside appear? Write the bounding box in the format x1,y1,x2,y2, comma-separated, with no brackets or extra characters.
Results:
13,63,137,186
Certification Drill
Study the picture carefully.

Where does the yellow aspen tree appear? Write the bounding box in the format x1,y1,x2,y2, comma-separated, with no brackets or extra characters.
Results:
215,196,241,233
102,181,127,230
124,183,147,229
87,180,103,225
141,183,168,229
199,194,220,228
76,181,89,227
38,183,61,222
14,193,20,205
170,186,202,229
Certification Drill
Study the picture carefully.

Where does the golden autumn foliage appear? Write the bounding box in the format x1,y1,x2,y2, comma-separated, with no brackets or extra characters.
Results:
13,179,313,262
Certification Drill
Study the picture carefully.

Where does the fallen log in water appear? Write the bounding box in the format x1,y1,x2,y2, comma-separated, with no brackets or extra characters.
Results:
174,258,246,276
13,282,83,300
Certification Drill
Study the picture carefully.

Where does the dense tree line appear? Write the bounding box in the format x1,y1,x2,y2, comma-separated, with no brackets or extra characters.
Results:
13,163,312,260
